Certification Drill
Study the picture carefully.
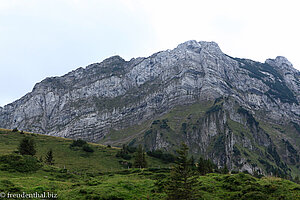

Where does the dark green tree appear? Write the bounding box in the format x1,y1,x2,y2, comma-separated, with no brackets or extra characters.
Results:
294,175,300,184
45,149,54,165
82,144,94,153
222,165,229,174
165,143,199,200
198,157,206,175
134,145,147,168
18,137,36,156
198,156,215,175
116,144,131,160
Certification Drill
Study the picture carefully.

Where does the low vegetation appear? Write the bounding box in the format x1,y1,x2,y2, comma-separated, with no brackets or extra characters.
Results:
0,128,300,199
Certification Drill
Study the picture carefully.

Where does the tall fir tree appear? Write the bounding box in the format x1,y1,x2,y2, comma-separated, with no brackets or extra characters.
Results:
134,145,147,168
45,149,54,165
165,143,199,200
18,136,36,156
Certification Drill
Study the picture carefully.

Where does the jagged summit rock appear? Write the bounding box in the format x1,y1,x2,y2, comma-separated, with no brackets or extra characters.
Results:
266,56,295,71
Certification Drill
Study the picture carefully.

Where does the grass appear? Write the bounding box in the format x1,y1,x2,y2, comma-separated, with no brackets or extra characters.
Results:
1,129,300,199
0,129,170,173
1,167,299,199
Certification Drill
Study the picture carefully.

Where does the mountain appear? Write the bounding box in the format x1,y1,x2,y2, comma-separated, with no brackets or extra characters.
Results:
1,40,300,176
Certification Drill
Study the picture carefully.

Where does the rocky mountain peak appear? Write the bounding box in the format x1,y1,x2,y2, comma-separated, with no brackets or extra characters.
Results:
265,56,296,72
176,40,223,55
101,55,126,64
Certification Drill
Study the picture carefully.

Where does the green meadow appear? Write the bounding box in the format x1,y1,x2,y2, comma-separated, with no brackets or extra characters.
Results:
1,129,300,200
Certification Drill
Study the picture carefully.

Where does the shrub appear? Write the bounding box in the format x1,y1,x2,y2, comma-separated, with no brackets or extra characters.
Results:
0,154,42,173
147,150,176,163
127,146,137,153
116,145,132,160
70,139,87,148
82,144,94,153
0,179,21,192
12,128,18,132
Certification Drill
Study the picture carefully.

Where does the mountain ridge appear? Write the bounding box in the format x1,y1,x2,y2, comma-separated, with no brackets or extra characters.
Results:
1,40,300,176
1,39,300,137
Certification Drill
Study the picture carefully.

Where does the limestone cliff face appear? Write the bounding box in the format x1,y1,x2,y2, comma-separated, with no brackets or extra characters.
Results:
1,40,300,175
1,40,299,142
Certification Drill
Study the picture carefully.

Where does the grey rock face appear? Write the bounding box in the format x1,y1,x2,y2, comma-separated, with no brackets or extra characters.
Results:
0,40,300,143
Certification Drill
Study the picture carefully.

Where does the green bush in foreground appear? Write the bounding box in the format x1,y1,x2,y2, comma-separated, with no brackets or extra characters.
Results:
0,154,42,173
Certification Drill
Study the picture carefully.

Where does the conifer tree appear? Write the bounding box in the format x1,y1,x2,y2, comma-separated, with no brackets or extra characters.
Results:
222,165,229,174
198,156,206,175
294,175,300,184
45,149,54,165
134,145,147,168
18,136,36,156
198,156,215,175
165,143,198,200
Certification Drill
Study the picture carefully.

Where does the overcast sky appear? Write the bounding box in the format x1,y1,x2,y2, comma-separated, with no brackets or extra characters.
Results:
1,0,300,107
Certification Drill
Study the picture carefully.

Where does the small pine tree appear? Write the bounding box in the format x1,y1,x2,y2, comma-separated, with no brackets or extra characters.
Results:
198,156,215,175
294,175,300,184
18,137,36,156
165,143,199,200
45,149,54,165
134,145,147,168
198,156,206,175
222,165,229,174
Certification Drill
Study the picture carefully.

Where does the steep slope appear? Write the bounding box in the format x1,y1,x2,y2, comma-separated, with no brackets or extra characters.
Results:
1,40,300,176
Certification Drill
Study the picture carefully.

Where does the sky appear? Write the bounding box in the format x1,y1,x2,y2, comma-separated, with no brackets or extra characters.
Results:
1,0,300,107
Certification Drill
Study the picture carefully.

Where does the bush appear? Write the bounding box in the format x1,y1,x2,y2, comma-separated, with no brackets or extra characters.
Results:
70,139,87,148
0,179,21,192
127,146,137,153
116,152,131,160
0,154,42,173
82,144,94,153
12,128,18,132
147,150,176,163
116,145,132,160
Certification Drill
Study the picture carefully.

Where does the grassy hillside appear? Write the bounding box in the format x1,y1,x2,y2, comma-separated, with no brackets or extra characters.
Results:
0,129,170,173
1,129,300,199
1,162,300,199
